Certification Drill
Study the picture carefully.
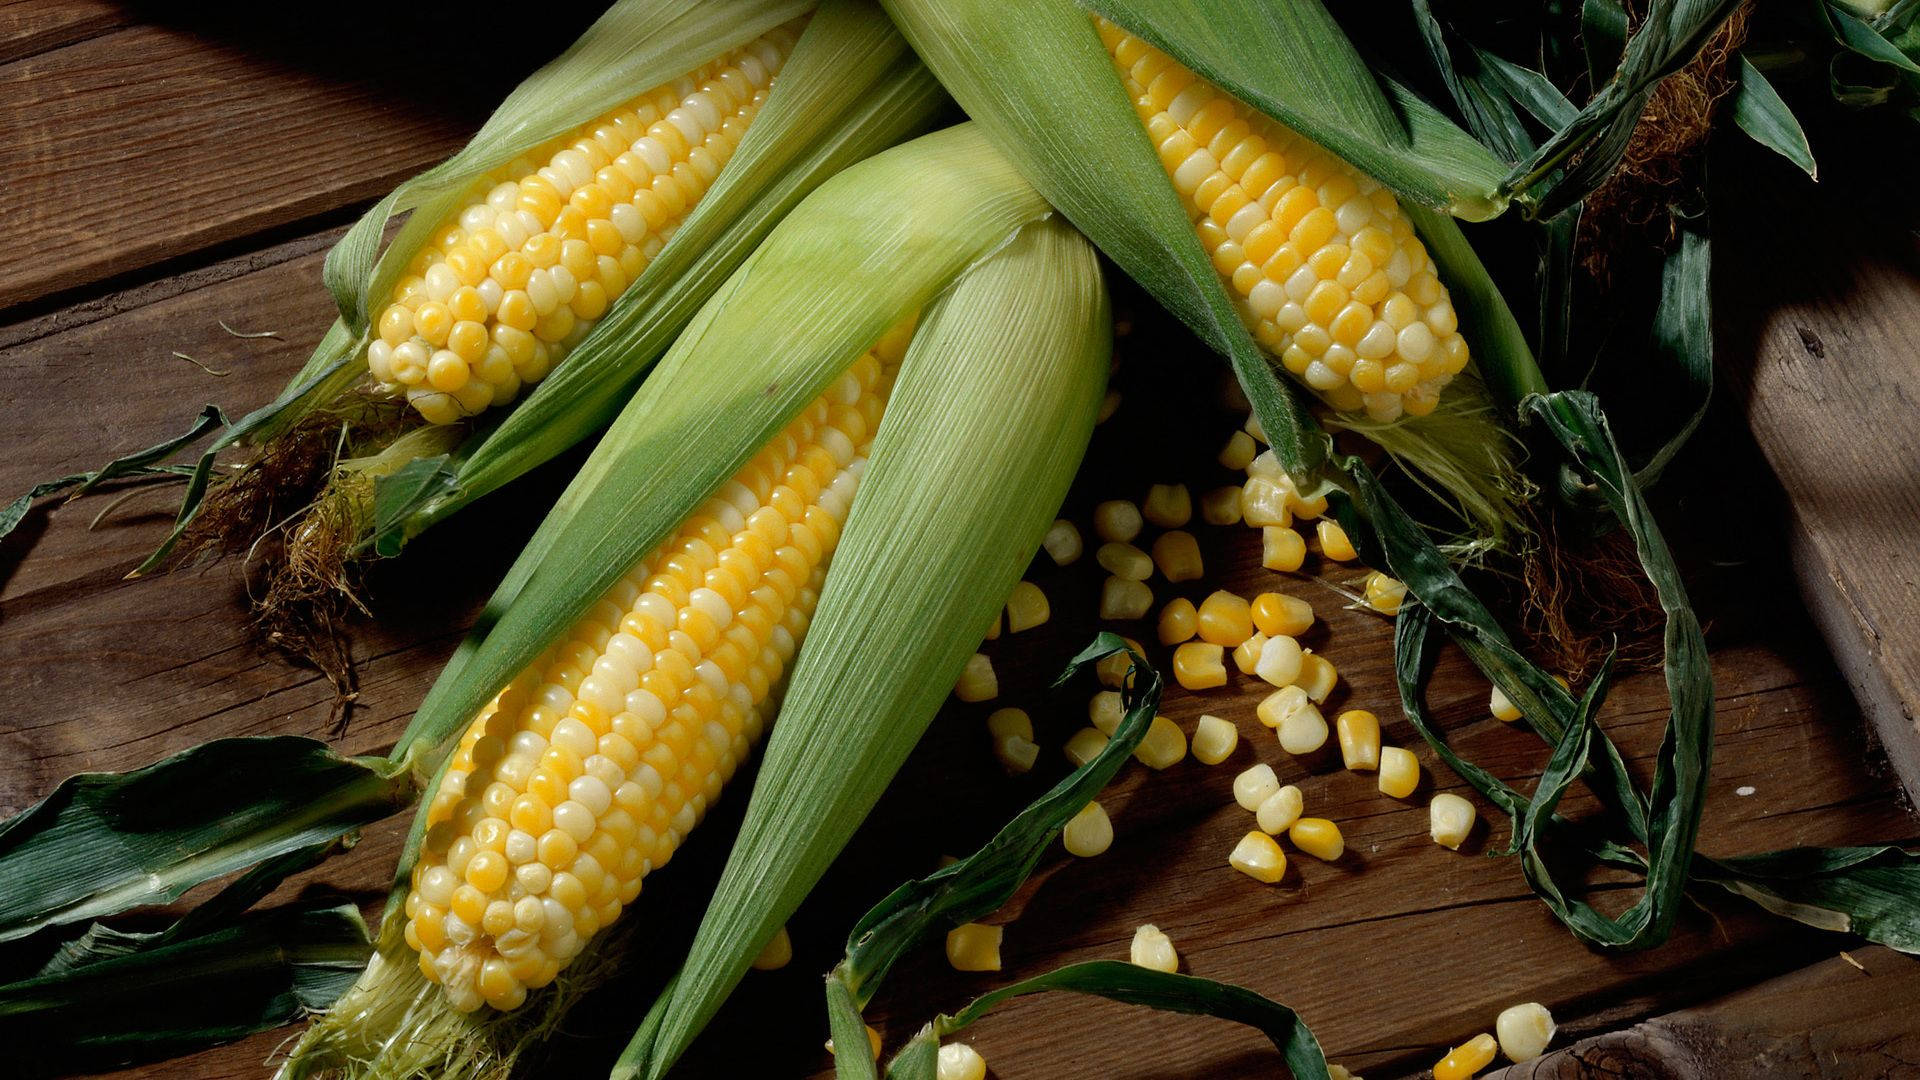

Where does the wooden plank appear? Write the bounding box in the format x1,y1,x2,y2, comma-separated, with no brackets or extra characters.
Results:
0,6,600,312
1714,137,1920,807
1485,946,1920,1079
0,1,126,65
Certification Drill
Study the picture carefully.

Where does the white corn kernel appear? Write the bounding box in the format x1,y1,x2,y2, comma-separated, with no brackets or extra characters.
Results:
1430,792,1477,849
954,653,997,703
1490,684,1523,722
1100,576,1154,620
1065,727,1109,767
1254,635,1304,688
936,1042,988,1080
1191,715,1239,764
993,734,1039,774
1096,639,1142,688
1496,1002,1556,1062
1255,784,1304,835
1272,695,1328,755
1232,763,1280,810
1229,831,1287,883
1043,518,1084,565
1063,800,1114,857
1378,745,1420,798
1129,924,1180,973
1143,483,1192,527
1093,499,1143,542
945,923,1002,972
1089,691,1126,735
1097,542,1155,580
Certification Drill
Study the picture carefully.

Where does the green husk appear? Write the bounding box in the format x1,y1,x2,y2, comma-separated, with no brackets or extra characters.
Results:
620,207,1110,1079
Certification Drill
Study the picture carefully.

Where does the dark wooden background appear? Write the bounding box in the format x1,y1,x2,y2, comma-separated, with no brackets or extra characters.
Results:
2,4,1917,1078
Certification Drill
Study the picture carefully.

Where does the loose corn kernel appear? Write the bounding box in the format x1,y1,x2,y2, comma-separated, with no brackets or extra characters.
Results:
945,923,1002,972
1101,577,1154,620
1378,745,1420,798
983,611,1001,641
1063,800,1114,857
1098,388,1122,423
1201,485,1243,525
1005,581,1050,632
1196,590,1254,646
1496,1002,1556,1062
1043,518,1084,565
1336,709,1381,770
993,734,1039,774
1255,783,1304,835
1065,727,1110,767
1191,715,1239,764
1229,831,1288,883
954,654,997,702
825,1024,884,1061
1242,478,1292,527
1232,633,1267,675
1097,541,1155,581
1269,691,1328,754
1430,792,1477,849
1129,923,1180,973
988,708,1033,742
1261,526,1307,572
1363,572,1407,615
1490,684,1523,722
1173,642,1228,691
1135,715,1189,769
1152,530,1205,582
1097,638,1144,688
1089,691,1126,735
1143,483,1192,527
1219,429,1257,470
1295,652,1338,703
1288,817,1344,860
1317,519,1358,561
1327,1067,1362,1080
937,1042,988,1080
1094,499,1143,542
1433,1033,1498,1080
1158,598,1198,645
1254,635,1304,687
751,925,792,970
1232,763,1280,810
1251,592,1315,637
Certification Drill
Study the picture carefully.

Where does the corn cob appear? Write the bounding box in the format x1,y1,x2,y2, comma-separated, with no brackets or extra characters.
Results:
1094,19,1469,423
403,318,909,1012
369,23,803,424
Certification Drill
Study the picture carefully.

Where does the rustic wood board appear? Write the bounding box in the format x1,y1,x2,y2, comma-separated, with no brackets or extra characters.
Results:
2,8,1917,1079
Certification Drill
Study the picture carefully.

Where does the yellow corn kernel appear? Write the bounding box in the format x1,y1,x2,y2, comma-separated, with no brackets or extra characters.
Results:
1430,792,1477,849
1232,632,1266,676
1378,745,1420,798
993,733,1039,774
1143,483,1192,527
1335,709,1381,770
1157,597,1198,645
1364,571,1407,615
1242,478,1292,527
1229,831,1288,884
1043,518,1083,565
1261,526,1306,572
750,925,792,971
1151,530,1205,582
937,1042,988,1080
1316,519,1357,561
1295,652,1338,703
1134,715,1188,769
1100,576,1154,620
1065,727,1110,767
982,611,1001,641
1232,763,1280,811
1097,541,1154,580
825,1024,884,1061
1088,691,1125,736
1093,499,1143,542
1288,817,1344,861
1433,1033,1499,1080
1063,799,1114,857
1200,485,1243,525
1097,638,1144,688
1173,642,1228,691
1129,923,1180,973
1255,783,1304,835
1327,1066,1362,1080
1251,591,1315,637
1191,715,1239,764
1196,590,1254,646
1254,634,1303,688
1490,684,1523,722
988,707,1033,742
954,653,998,703
1219,429,1257,470
1005,581,1050,633
945,923,1003,972
1496,1002,1556,1063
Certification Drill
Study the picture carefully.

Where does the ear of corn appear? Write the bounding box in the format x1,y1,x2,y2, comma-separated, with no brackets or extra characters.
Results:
619,215,1109,1080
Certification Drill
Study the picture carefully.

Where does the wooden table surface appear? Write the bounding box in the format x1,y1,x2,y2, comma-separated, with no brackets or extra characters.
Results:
3,5,1916,1079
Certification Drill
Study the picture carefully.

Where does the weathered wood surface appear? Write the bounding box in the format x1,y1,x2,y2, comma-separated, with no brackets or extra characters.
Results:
1,7,1917,1078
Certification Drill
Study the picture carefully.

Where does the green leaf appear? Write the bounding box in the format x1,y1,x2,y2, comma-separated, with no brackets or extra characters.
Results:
1831,3,1920,72
1633,216,1713,487
1733,56,1819,177
1697,846,1920,951
1408,0,1538,162
2,405,226,546
618,210,1110,1080
0,737,409,944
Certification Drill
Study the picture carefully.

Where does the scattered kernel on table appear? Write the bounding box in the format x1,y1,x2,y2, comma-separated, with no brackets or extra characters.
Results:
1174,642,1228,690
1243,477,1293,527
1158,597,1198,645
1143,483,1192,527
1233,632,1268,675
1005,580,1050,632
1191,715,1239,764
993,733,1038,774
1096,639,1143,687
1089,691,1125,735
1378,745,1420,798
954,653,997,702
751,925,792,971
1275,699,1329,754
1065,727,1109,767
1230,831,1288,883
1317,519,1358,561
1252,591,1315,637
1289,817,1345,861
1262,525,1307,571
936,1042,988,1080
1364,571,1407,615
1433,1033,1498,1080
1496,1002,1556,1062
1134,715,1189,769
1197,590,1254,646
1063,800,1113,857
1043,518,1083,565
1233,763,1281,811
1336,709,1381,771
1295,651,1339,702
1256,685,1309,729
1255,634,1304,687
987,707,1033,742
1490,683,1522,722
1430,792,1477,849
1129,924,1180,973
1219,429,1257,470
1100,576,1153,619
1201,485,1243,525
945,923,1003,972
1097,541,1154,580
1255,783,1304,835
1152,530,1204,582
1094,499,1143,542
